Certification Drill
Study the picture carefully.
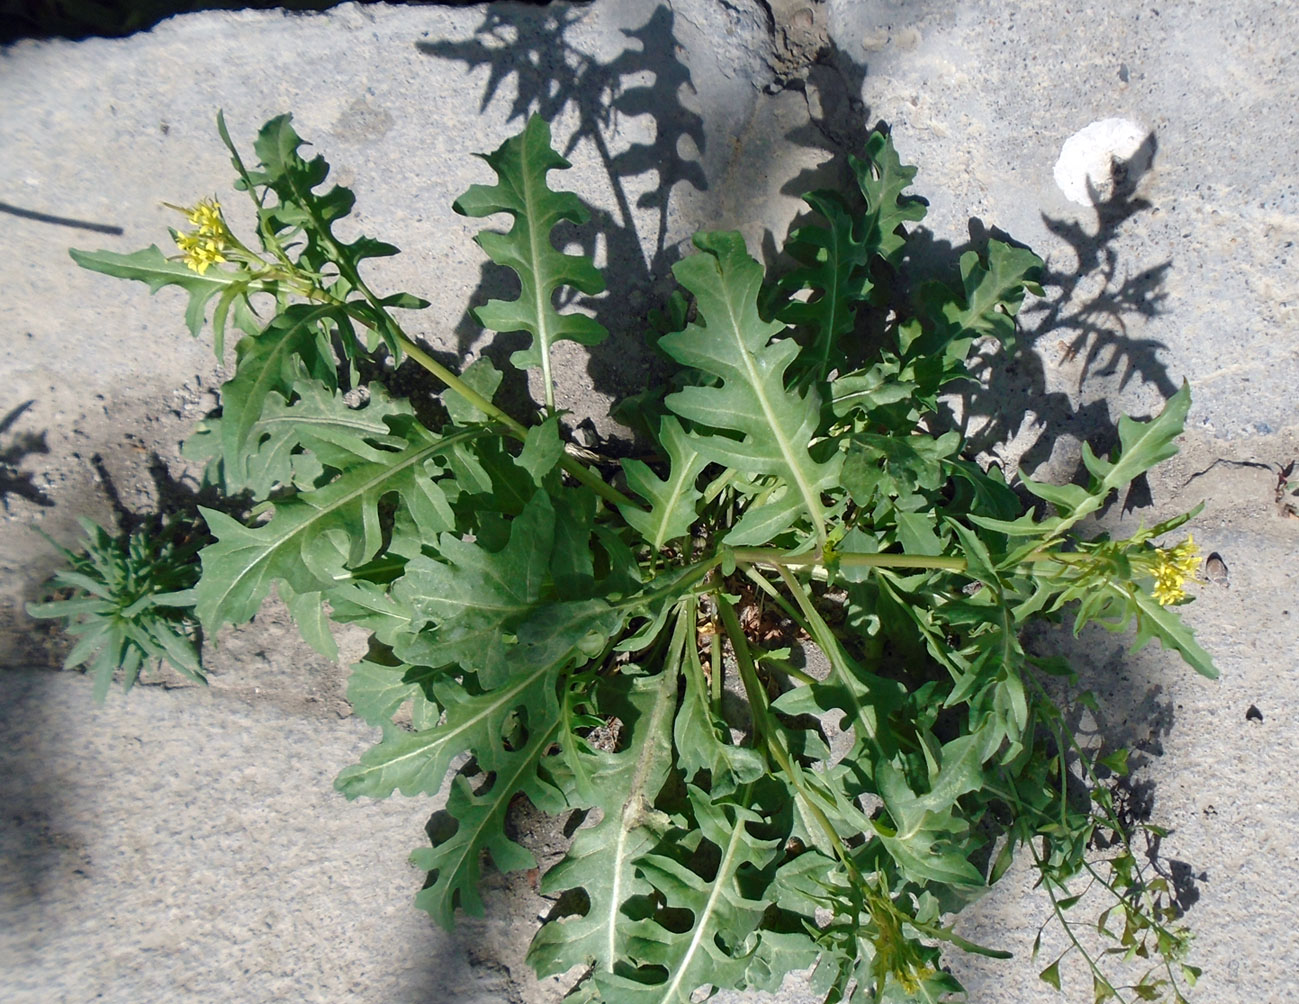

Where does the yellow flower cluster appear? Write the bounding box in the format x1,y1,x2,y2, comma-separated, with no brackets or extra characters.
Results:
169,198,231,275
1151,535,1202,606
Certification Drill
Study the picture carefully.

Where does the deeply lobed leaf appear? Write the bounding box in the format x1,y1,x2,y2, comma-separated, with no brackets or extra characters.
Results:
660,232,843,546
454,115,607,408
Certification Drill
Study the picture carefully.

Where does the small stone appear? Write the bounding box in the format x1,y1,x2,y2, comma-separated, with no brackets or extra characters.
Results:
1053,118,1150,206
1204,552,1229,586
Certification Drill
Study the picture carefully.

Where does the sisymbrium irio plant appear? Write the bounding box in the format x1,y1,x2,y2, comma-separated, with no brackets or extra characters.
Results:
54,112,1216,1004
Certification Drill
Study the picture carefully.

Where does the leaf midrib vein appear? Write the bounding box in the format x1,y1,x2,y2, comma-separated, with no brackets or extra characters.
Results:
213,429,476,618
655,813,746,1003
720,278,824,544
355,658,555,782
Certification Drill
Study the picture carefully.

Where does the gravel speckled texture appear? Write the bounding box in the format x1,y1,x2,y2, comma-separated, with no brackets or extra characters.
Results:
1,1,1296,1001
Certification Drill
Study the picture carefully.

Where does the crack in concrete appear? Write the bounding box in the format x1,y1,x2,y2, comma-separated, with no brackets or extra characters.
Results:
749,0,870,158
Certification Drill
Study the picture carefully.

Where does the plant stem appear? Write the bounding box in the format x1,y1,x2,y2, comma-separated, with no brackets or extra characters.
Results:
709,622,723,712
394,330,635,508
288,280,639,512
393,333,526,435
715,593,865,884
731,546,967,573
1027,838,1128,1003
740,564,813,638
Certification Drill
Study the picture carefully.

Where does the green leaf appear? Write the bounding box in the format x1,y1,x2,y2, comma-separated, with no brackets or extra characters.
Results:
453,115,607,410
278,581,337,659
242,115,411,340
409,677,567,925
773,188,873,383
895,511,944,556
948,518,1000,585
850,129,927,266
1097,748,1130,776
335,643,563,803
949,240,1044,348
515,415,565,485
392,491,556,688
766,130,927,386
345,656,435,728
873,725,995,888
70,245,267,348
660,232,842,546
339,593,625,926
325,576,415,649
194,427,463,632
877,736,983,837
1127,586,1218,679
28,516,205,699
905,239,1042,390
1039,955,1063,991
829,364,916,419
219,303,344,489
239,364,417,497
618,416,708,551
1032,384,1193,536
842,430,960,509
528,670,678,978
744,929,829,996
1081,383,1192,490
441,355,504,424
671,605,764,790
593,786,782,1004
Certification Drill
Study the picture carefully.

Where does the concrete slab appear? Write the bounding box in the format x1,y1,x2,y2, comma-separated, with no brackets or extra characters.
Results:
1,1,1296,1002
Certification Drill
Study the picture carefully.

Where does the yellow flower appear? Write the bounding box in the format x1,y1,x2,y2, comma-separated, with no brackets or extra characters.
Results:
167,197,232,274
1150,535,1201,606
1170,534,1202,576
186,198,224,234
172,230,227,274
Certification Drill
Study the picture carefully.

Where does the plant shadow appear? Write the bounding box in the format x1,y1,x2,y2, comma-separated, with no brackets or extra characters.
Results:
415,4,707,440
890,142,1175,491
1054,637,1207,914
0,401,53,512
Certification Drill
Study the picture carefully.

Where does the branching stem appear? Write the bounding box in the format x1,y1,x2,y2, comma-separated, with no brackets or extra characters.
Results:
284,278,638,512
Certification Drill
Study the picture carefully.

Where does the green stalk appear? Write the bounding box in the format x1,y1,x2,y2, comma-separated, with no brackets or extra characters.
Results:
287,280,638,512
740,563,814,637
709,619,723,713
768,560,880,746
731,546,967,573
714,592,860,877
252,165,641,512
394,328,633,509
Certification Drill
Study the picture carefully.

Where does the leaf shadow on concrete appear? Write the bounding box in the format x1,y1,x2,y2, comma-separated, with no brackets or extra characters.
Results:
0,401,53,512
414,4,706,436
757,40,1178,486
962,135,1178,476
1039,630,1208,907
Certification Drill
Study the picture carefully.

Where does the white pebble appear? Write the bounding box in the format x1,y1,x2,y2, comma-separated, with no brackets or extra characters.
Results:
1053,118,1148,206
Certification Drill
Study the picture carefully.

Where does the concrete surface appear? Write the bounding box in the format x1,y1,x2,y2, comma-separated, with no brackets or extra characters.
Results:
1,1,1296,1001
